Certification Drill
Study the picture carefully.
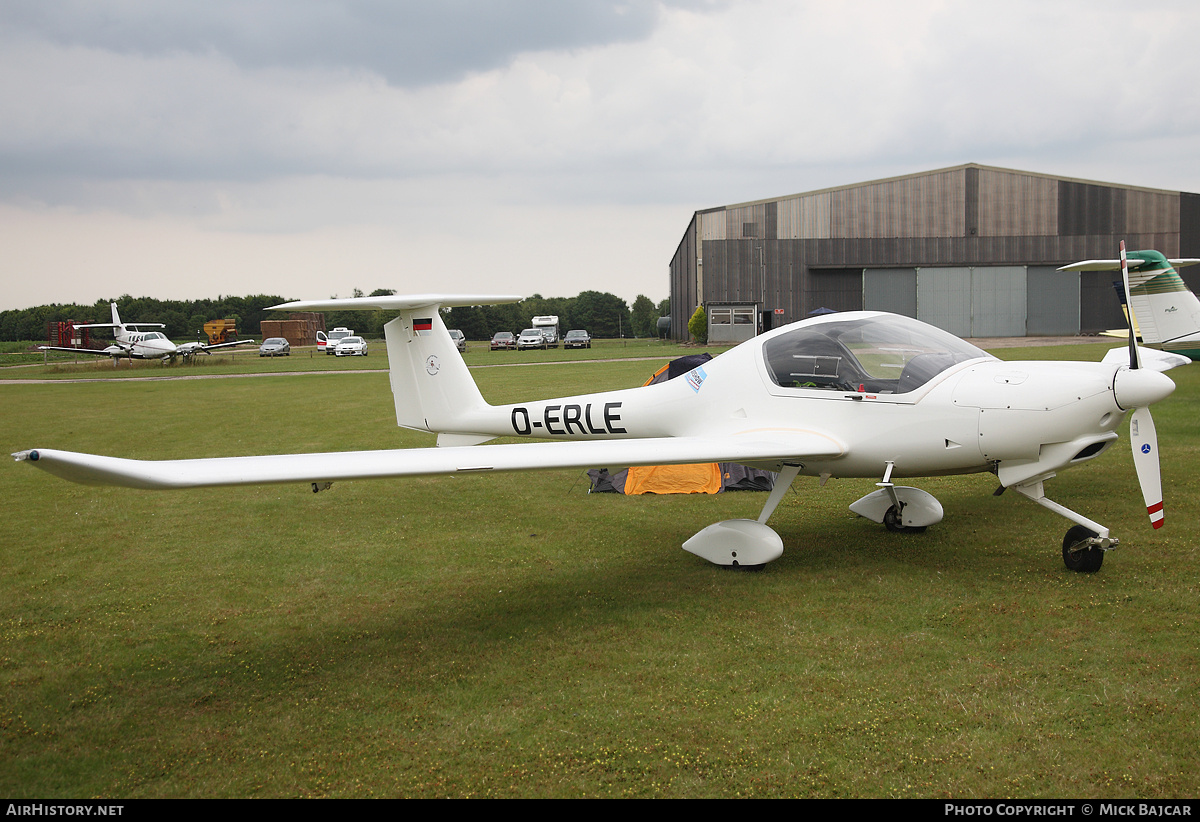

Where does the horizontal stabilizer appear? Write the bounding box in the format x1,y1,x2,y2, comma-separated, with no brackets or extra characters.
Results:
270,294,523,312
1101,346,1191,372
1057,258,1200,272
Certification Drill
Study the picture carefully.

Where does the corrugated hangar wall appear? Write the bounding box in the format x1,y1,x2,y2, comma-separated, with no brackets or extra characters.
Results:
669,164,1200,340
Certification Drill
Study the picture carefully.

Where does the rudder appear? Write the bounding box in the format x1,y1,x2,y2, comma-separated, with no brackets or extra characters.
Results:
384,306,490,434
266,293,522,438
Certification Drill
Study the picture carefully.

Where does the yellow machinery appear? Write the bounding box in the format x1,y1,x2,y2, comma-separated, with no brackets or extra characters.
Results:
203,319,239,345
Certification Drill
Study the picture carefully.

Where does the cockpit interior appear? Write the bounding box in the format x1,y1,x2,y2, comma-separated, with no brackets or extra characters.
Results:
762,314,991,395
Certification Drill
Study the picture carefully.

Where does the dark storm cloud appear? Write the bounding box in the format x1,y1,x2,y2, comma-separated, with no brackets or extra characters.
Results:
3,0,1200,313
0,0,664,87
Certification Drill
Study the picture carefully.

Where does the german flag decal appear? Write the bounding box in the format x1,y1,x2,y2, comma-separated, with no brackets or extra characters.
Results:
414,318,433,333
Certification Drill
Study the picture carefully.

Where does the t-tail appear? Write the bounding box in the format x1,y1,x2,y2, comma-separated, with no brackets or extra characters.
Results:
381,303,502,443
1059,250,1200,359
268,295,522,444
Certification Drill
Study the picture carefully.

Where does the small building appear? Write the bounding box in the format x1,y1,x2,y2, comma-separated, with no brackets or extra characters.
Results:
668,164,1200,341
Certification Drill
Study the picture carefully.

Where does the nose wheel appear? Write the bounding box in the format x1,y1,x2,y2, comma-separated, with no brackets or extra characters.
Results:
1062,525,1104,573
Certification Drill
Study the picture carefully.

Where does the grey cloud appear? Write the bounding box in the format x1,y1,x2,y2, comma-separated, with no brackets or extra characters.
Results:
1,0,665,86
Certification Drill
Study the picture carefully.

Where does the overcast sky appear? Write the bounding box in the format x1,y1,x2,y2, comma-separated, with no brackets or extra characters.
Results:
2,0,1198,312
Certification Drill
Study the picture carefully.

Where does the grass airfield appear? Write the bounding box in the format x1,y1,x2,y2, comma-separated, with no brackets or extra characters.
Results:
2,339,1199,798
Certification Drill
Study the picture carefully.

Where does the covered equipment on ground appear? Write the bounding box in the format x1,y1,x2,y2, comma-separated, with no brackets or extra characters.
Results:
587,353,776,495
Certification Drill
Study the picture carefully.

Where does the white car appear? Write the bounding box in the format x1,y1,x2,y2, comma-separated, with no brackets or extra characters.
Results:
334,336,368,356
517,328,547,350
322,327,355,355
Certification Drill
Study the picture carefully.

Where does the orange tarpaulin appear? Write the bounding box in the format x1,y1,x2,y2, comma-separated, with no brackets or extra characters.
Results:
622,463,723,495
588,354,770,497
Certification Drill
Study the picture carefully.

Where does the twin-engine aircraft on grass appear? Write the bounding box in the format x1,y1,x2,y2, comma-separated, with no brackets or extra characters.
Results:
15,244,1185,572
40,302,255,364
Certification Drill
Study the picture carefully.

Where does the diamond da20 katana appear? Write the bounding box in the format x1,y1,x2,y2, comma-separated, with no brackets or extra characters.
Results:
15,265,1182,572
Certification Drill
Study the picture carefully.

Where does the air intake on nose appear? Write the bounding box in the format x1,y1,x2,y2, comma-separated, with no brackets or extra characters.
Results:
1072,441,1107,461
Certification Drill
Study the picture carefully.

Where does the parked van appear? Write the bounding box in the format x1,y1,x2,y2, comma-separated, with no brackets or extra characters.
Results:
319,327,354,355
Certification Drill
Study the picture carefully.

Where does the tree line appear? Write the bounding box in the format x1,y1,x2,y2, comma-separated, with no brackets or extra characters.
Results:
441,291,669,340
0,295,289,344
1,291,670,343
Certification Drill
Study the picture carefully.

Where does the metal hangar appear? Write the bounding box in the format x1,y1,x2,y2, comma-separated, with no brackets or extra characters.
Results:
668,163,1200,342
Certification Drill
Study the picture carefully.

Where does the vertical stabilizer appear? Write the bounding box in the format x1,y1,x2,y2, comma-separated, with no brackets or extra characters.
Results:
383,306,490,434
1125,252,1200,345
1059,251,1200,346
266,294,522,438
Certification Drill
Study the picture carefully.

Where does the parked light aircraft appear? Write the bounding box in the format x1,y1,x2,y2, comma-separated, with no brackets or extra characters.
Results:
40,302,255,363
1059,250,1200,361
14,248,1184,573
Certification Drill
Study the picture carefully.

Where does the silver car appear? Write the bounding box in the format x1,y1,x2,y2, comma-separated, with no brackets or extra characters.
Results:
517,328,547,350
259,337,291,357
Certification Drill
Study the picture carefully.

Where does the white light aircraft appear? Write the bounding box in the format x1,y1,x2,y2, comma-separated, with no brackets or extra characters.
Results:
15,246,1185,573
40,302,255,363
1059,249,1200,361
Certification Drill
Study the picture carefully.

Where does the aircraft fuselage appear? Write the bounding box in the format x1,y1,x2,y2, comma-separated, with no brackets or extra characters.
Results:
442,318,1159,489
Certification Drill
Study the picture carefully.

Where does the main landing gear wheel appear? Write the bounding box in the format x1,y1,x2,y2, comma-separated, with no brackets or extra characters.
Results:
883,505,927,534
1062,525,1104,573
724,557,766,572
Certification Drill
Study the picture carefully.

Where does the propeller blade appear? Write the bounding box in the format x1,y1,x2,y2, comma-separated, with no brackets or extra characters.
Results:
1120,240,1141,370
1129,406,1164,529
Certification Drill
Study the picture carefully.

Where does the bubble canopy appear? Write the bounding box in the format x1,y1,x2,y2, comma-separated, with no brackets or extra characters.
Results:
762,313,992,395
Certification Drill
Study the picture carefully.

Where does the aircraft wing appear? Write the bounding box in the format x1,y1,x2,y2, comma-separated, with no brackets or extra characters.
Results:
194,339,257,353
38,345,124,356
13,431,844,491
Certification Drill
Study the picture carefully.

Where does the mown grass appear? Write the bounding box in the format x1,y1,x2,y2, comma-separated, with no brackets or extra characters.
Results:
1,343,1198,797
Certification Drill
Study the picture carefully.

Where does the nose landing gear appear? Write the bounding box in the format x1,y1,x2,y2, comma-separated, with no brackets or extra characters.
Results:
1062,525,1106,573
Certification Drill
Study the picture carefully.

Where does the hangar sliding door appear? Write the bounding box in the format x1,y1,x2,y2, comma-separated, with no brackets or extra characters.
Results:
863,268,917,318
1027,266,1080,335
917,267,972,337
916,266,1028,338
971,266,1026,337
